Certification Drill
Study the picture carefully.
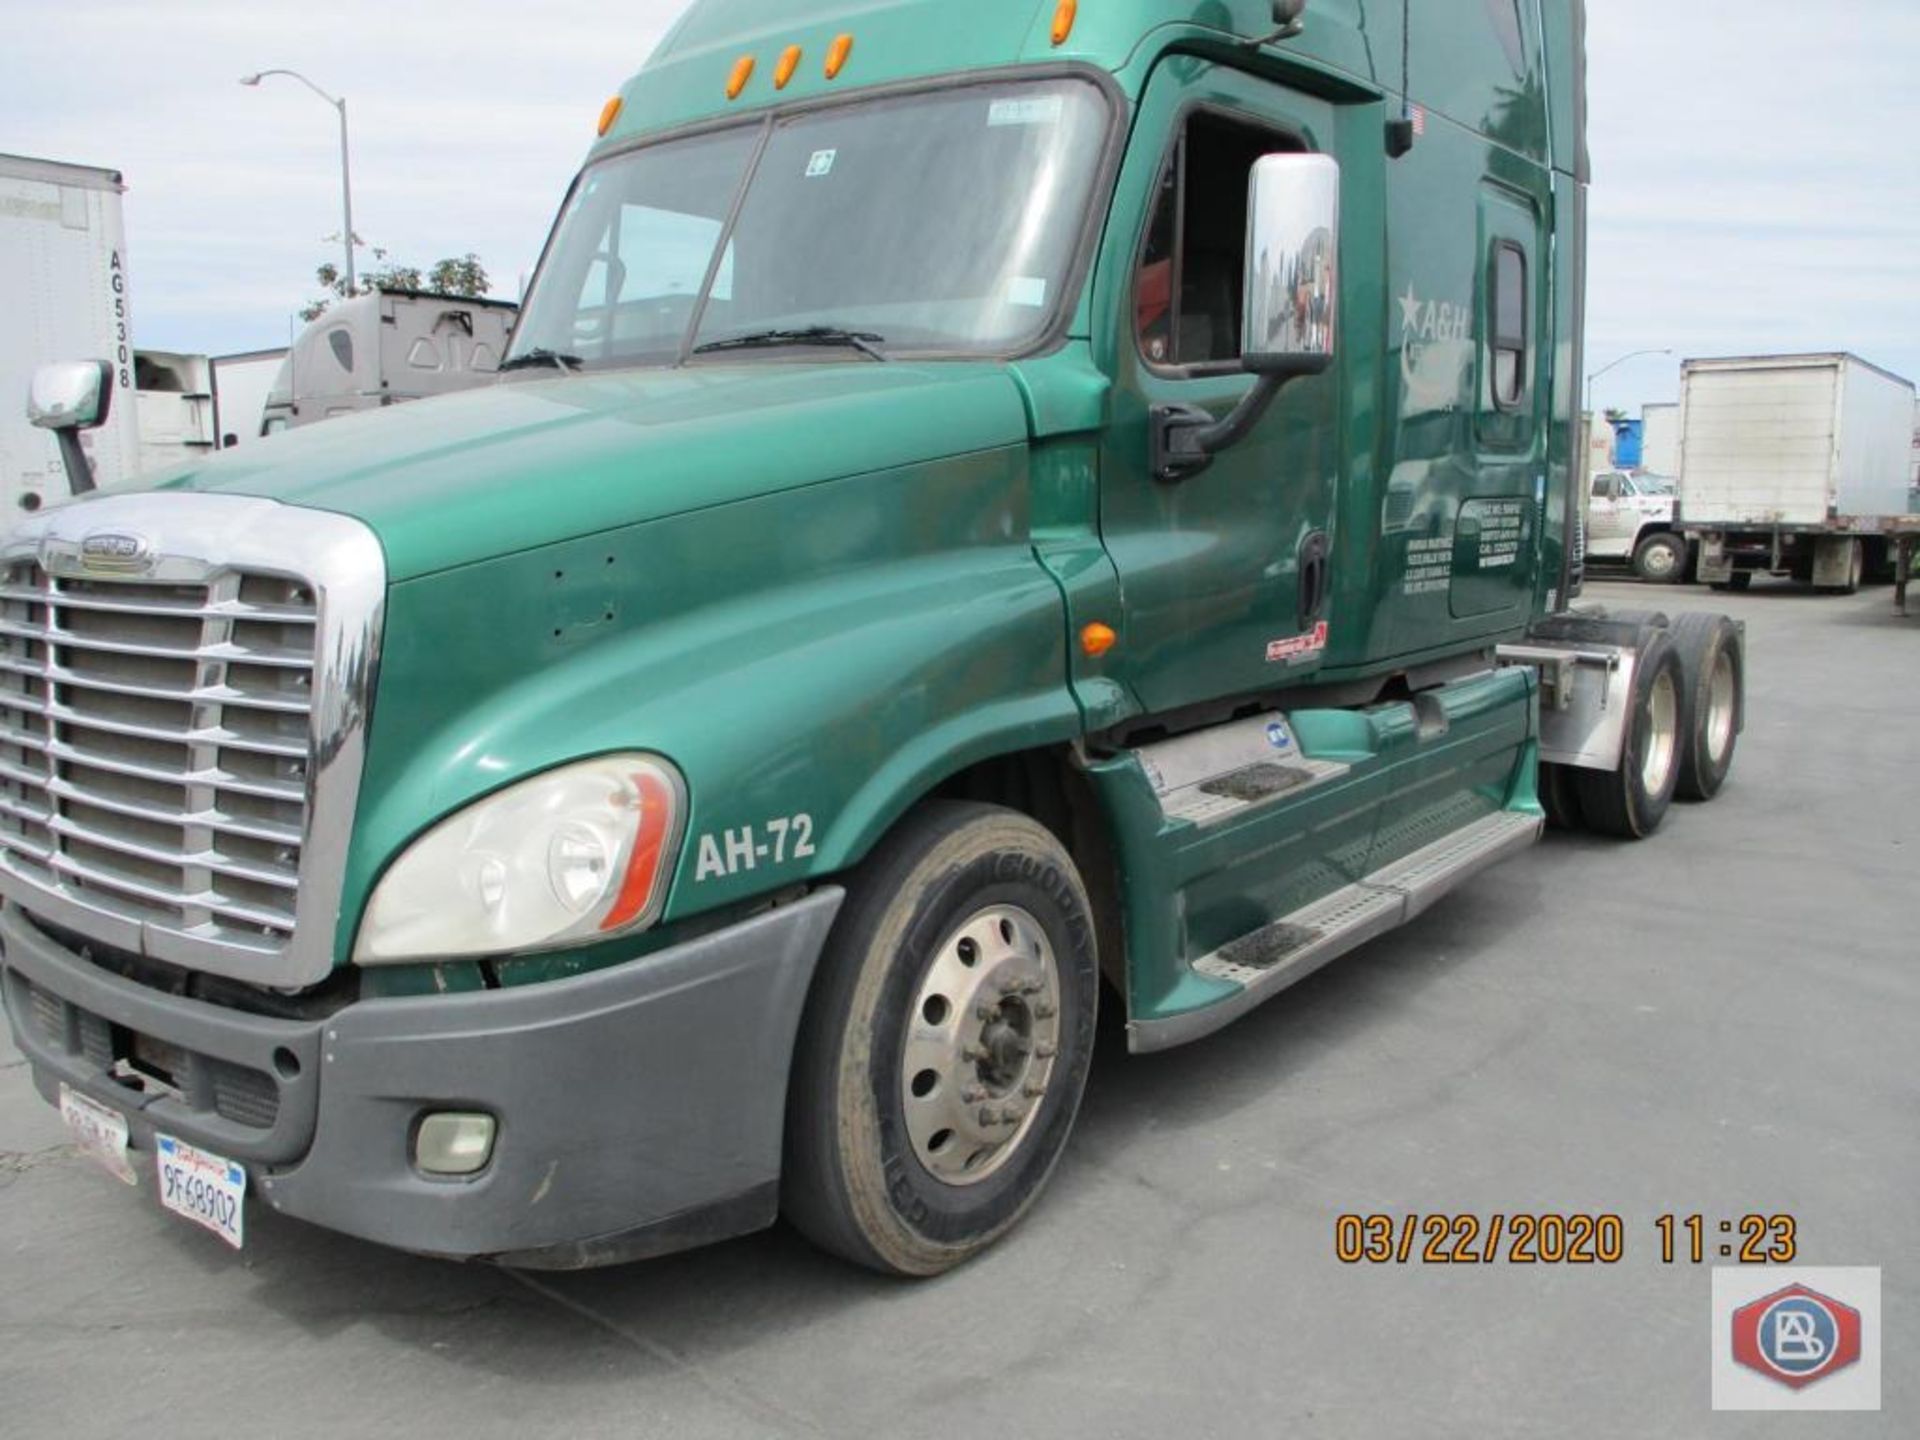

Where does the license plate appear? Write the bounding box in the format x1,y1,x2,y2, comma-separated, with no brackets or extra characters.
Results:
155,1134,246,1250
59,1083,137,1186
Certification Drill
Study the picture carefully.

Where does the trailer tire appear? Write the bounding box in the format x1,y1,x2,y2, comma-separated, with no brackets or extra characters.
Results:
1632,531,1687,584
1670,613,1743,802
1573,631,1683,839
782,801,1098,1276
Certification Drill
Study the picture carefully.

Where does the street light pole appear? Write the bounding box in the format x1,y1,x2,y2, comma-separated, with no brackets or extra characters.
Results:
240,69,356,294
1585,348,1673,415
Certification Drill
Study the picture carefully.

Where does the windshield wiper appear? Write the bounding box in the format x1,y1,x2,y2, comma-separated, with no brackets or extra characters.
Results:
499,348,583,374
693,326,888,362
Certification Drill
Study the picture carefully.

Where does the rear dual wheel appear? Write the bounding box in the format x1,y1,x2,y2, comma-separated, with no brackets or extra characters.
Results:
1671,613,1743,801
1573,630,1683,838
783,803,1099,1276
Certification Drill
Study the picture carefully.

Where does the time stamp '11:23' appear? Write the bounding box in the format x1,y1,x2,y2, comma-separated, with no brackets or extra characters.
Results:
1333,1214,1799,1266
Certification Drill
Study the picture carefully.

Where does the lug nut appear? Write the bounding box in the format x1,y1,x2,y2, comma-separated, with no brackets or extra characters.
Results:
1033,1003,1057,1020
961,1085,986,1104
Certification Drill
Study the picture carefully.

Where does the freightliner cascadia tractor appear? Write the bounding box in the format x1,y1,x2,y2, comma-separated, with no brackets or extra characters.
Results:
4,0,1744,1275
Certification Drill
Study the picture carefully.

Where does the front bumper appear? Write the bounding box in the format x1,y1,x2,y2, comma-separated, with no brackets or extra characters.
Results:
0,890,842,1267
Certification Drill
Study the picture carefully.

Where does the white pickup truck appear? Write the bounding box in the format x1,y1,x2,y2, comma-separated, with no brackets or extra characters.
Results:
1585,470,1687,582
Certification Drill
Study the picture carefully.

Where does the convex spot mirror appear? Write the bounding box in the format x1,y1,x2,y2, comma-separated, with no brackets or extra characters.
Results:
1242,153,1340,377
28,361,113,432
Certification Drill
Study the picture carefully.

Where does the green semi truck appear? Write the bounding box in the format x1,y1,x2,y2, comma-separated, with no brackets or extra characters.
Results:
3,0,1745,1276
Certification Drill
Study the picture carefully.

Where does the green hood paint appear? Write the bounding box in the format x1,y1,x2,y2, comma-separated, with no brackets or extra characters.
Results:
152,363,1032,581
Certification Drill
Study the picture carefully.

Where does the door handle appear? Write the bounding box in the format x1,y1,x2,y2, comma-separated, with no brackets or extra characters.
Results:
1298,530,1331,630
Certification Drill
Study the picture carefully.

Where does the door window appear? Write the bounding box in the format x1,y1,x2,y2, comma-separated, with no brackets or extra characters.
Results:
1135,113,1303,371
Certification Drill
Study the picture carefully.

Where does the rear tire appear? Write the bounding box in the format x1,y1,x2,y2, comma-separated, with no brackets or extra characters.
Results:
1670,613,1743,802
1573,629,1684,839
1632,531,1687,585
782,802,1098,1276
1539,761,1583,831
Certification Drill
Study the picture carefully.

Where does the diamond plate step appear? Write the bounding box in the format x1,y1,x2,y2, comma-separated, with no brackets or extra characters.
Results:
1137,809,1542,1052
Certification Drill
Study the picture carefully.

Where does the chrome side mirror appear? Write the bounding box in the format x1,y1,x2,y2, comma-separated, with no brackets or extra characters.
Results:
1243,153,1339,376
27,361,114,496
29,360,113,432
1152,152,1341,482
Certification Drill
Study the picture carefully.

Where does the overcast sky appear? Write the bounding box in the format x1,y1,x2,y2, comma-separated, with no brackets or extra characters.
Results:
3,0,1916,417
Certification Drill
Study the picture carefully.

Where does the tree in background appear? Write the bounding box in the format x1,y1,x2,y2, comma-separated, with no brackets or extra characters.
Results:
302,248,490,321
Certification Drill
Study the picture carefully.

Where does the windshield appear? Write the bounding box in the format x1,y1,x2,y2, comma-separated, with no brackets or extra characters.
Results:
508,78,1111,368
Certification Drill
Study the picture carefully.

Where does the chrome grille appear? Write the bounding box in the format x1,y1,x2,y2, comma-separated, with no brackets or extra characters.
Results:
0,561,317,946
0,493,385,989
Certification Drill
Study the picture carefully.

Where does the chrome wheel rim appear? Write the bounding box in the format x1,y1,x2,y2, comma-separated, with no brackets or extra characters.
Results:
1705,651,1737,765
1642,669,1680,794
901,904,1061,1187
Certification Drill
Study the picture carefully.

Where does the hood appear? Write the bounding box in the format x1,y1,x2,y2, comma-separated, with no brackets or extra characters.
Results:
148,362,1032,580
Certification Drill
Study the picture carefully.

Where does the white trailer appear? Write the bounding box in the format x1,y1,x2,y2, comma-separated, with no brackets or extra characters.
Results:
0,154,141,518
1677,353,1919,595
210,348,288,448
129,347,291,473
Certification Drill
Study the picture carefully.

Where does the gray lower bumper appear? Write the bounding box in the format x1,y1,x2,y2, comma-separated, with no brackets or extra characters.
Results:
0,890,842,1266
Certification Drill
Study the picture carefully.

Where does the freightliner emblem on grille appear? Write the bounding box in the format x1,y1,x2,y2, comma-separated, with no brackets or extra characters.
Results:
41,530,156,577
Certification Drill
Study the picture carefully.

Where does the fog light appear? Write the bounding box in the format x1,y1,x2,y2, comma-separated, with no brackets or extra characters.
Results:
414,1112,496,1177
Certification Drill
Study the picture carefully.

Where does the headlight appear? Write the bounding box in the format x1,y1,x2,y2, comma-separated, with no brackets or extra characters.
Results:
354,754,685,964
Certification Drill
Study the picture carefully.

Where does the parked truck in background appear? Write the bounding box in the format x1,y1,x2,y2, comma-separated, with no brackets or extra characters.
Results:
4,0,1750,1278
1585,468,1685,581
1676,353,1919,594
260,288,517,434
131,348,292,471
0,154,141,516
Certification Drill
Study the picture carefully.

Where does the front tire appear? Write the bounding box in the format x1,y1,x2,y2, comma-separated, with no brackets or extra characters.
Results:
782,802,1099,1276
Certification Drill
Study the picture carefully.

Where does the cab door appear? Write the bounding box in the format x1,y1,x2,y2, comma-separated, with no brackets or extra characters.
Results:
1093,63,1344,716
1586,472,1633,558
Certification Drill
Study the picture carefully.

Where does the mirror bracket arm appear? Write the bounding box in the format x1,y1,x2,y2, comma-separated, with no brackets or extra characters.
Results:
1151,355,1330,483
57,432,98,495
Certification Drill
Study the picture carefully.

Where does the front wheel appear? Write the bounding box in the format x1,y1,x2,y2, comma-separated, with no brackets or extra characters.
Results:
1633,531,1687,584
782,802,1099,1276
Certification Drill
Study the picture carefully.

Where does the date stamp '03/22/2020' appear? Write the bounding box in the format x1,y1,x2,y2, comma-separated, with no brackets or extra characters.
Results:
1331,1214,1880,1412
1333,1213,1797,1266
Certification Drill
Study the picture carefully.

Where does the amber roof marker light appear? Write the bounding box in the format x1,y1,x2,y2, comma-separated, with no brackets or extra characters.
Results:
727,54,756,100
1051,0,1078,46
1080,623,1118,658
775,45,803,89
825,33,855,79
596,96,624,136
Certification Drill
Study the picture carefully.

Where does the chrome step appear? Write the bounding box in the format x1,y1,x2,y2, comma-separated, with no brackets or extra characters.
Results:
1132,809,1542,1053
1131,711,1350,828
